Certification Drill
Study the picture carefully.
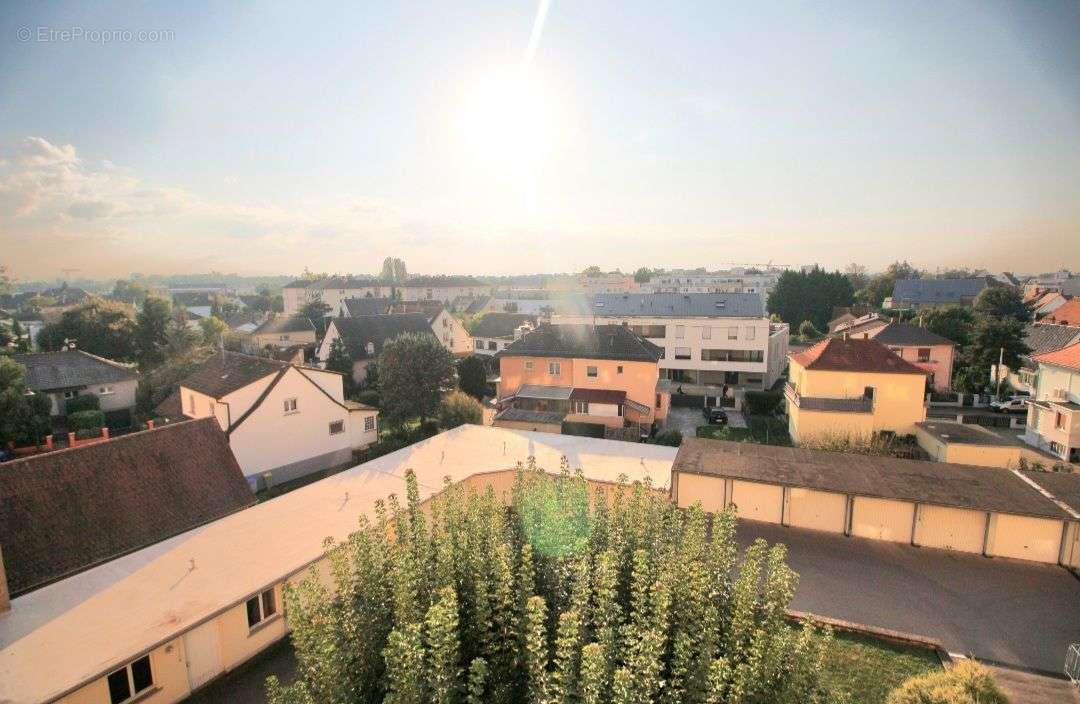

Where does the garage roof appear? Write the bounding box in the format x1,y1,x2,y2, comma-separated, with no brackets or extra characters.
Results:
1021,470,1080,517
673,438,1071,520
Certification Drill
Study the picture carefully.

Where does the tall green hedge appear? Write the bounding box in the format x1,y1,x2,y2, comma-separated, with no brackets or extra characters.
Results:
65,394,101,414
743,390,783,416
68,409,105,432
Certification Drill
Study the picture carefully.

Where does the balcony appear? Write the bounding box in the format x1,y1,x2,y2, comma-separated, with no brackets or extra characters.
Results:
785,383,873,413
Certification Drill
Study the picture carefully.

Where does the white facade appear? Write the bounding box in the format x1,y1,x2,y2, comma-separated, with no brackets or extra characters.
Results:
43,378,138,417
1024,361,1080,463
284,280,494,314
398,283,492,302
178,365,378,488
644,268,784,301
429,308,473,355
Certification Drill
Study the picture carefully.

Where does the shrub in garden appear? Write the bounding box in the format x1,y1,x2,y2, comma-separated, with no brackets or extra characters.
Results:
65,394,101,414
651,429,683,446
268,460,837,704
887,660,1009,704
356,389,381,408
68,409,105,432
742,390,783,416
437,390,483,430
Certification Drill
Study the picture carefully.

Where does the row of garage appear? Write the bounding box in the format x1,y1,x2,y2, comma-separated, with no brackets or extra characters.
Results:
671,439,1080,567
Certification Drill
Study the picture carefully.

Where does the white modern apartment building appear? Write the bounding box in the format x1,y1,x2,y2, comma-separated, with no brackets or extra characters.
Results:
284,276,492,315
552,293,789,402
643,267,784,302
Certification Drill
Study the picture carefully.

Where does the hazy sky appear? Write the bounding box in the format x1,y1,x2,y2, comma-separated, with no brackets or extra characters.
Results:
2,1,1079,280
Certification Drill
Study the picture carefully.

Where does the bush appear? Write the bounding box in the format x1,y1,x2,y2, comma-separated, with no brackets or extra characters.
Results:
356,389,381,408
743,390,783,416
437,390,483,430
271,463,837,704
652,429,683,446
68,409,105,432
65,394,101,413
887,660,1009,704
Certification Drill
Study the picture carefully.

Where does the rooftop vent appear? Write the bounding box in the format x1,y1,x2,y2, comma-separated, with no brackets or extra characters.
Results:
715,301,726,309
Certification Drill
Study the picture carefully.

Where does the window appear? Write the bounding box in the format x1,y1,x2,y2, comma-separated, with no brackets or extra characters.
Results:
675,325,685,339
1056,412,1066,431
442,317,449,327
548,361,561,375
279,334,290,342
745,327,756,341
364,415,376,431
586,365,598,378
98,385,115,395
674,347,691,360
488,341,497,350
246,588,277,629
366,341,376,356
107,654,153,704
656,394,662,409
188,394,195,414
701,326,711,340
475,339,483,350
701,349,764,363
329,420,345,435
64,390,77,400
283,398,298,413
917,348,931,363
572,400,589,414
727,326,738,340
524,361,534,370
617,365,623,374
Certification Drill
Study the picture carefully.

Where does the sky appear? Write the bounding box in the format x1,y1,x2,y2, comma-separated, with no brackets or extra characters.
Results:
1,1,1079,281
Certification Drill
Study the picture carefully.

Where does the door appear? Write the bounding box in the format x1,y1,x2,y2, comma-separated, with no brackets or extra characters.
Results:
915,505,986,553
184,619,223,690
730,481,783,524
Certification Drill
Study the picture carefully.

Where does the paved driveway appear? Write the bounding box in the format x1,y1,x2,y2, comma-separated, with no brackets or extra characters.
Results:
737,520,1080,674
666,406,703,437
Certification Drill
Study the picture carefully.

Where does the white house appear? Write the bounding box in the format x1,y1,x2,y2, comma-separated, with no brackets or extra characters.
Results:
316,314,437,384
1023,342,1080,463
169,351,378,489
471,312,537,355
553,293,789,403
12,349,139,419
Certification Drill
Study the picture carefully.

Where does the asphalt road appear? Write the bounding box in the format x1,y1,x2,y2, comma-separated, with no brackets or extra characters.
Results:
183,519,1080,702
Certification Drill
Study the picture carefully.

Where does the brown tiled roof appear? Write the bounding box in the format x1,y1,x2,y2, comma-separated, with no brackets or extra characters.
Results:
1042,299,1080,325
472,312,537,338
178,350,288,398
790,337,927,375
501,324,663,363
0,418,253,596
1032,341,1080,372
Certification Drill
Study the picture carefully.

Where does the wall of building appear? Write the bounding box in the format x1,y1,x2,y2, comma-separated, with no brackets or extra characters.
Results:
252,328,317,350
430,309,473,355
61,638,189,704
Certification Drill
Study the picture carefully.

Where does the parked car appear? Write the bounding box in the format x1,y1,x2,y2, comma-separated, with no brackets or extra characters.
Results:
990,397,1028,413
702,406,729,425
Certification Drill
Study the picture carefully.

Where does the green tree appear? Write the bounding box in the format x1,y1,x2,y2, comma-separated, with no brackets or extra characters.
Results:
378,332,456,426
380,257,409,283
299,297,332,336
887,660,1008,704
457,355,489,399
111,279,150,306
582,266,603,277
920,306,974,348
250,286,277,314
199,316,229,347
798,320,823,339
856,260,921,308
966,317,1029,394
37,297,137,361
9,318,30,352
633,267,657,284
0,357,52,446
134,296,173,368
973,286,1028,322
767,268,854,332
437,390,483,430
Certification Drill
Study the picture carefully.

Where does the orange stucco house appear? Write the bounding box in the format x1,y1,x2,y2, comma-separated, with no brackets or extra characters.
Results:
494,324,669,437
831,318,956,391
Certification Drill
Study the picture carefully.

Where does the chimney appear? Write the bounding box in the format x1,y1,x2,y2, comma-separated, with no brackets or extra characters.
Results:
0,544,10,614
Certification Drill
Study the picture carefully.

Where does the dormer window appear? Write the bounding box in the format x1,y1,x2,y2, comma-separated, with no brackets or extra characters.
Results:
366,342,375,356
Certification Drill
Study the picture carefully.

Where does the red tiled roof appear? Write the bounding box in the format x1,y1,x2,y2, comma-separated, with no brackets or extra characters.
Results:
1031,341,1080,372
790,337,927,375
0,418,253,596
1042,298,1080,325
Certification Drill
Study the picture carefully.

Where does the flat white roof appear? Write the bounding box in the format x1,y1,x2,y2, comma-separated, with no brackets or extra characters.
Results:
0,425,675,704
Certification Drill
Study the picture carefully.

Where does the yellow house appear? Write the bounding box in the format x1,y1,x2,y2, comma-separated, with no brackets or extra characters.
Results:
785,337,927,445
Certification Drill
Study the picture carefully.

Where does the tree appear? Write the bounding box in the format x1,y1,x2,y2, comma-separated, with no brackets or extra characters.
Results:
199,316,229,347
767,267,854,332
250,287,277,314
37,297,137,361
633,267,657,284
299,297,332,337
270,464,837,704
965,317,1029,394
438,390,483,429
0,357,51,446
325,337,357,397
111,279,150,306
378,333,457,426
134,297,172,368
136,346,214,418
380,257,409,283
887,660,1008,704
9,318,29,352
0,264,12,297
457,356,489,399
856,260,921,308
798,320,823,339
920,306,974,348
582,266,603,277
973,286,1028,322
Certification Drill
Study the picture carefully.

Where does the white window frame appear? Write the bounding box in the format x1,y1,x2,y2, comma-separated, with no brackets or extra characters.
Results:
64,390,78,400
329,420,345,435
727,326,738,340
586,365,598,378
675,325,685,339
246,588,277,630
701,326,711,340
548,361,561,375
283,398,298,414
572,400,589,414
745,327,756,341
106,653,154,704
364,415,376,431
674,347,691,360
524,360,535,370
98,385,115,395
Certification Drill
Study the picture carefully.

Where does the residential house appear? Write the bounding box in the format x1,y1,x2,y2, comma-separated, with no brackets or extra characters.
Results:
546,273,640,295
388,302,473,355
12,349,139,420
316,314,435,384
998,324,1080,394
785,337,928,444
283,276,386,315
471,313,537,355
552,293,789,403
250,315,317,351
1032,291,1069,318
493,324,668,436
830,320,956,391
338,297,392,317
826,306,872,333
167,351,378,488
1023,342,1080,463
1041,298,1080,325
886,277,1001,310
0,417,253,597
396,275,492,303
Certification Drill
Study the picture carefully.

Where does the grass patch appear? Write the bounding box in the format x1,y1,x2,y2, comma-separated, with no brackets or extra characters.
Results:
821,630,942,704
696,414,792,446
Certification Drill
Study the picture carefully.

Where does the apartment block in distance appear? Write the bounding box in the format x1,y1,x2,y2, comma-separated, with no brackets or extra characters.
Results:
553,293,788,404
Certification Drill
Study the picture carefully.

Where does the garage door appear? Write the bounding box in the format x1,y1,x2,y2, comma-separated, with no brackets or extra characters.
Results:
184,619,223,690
786,488,846,533
730,481,783,524
674,472,727,513
988,514,1063,564
915,505,986,553
1067,523,1080,569
851,497,914,543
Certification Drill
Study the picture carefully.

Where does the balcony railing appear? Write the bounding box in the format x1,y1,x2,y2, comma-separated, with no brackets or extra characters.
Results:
785,383,873,413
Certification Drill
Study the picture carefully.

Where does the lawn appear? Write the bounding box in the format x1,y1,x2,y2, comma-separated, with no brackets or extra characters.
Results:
696,414,792,446
822,630,942,704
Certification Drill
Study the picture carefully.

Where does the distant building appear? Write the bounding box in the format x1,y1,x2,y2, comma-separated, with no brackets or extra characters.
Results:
830,319,956,391
785,337,928,444
493,324,668,437
887,277,1001,310
997,324,1080,394
283,275,493,315
250,315,317,351
338,297,393,317
12,349,139,419
644,267,783,302
471,313,537,355
1041,299,1080,326
317,314,436,383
